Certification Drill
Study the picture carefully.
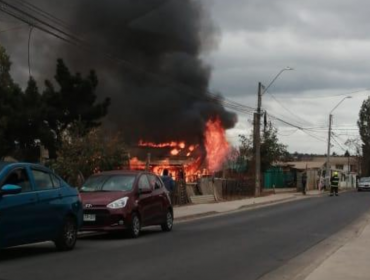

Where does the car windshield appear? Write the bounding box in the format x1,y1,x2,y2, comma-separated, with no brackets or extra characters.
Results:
360,177,370,183
81,175,136,192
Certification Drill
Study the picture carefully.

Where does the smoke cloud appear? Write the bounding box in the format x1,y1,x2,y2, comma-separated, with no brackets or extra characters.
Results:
68,0,237,145
1,0,237,146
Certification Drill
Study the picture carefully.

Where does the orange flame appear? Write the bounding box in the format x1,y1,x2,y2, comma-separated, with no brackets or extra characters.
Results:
139,140,188,149
204,118,230,172
171,149,180,156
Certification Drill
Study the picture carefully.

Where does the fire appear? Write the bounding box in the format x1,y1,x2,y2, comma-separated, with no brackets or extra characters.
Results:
204,117,230,172
131,118,230,181
139,140,181,148
171,149,180,156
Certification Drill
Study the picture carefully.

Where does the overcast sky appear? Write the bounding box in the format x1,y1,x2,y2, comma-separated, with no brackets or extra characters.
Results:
1,0,368,155
201,0,368,155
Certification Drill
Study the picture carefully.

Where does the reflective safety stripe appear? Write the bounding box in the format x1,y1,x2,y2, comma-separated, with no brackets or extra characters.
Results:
331,176,339,186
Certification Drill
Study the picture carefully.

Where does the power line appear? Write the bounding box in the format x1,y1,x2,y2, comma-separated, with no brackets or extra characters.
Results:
268,114,328,143
265,92,312,126
12,0,71,30
275,88,370,100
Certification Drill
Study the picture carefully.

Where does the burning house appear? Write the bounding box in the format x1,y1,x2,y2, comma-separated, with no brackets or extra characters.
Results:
129,118,232,182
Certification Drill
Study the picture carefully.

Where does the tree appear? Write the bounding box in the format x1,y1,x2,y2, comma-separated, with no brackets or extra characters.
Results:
50,127,129,187
42,59,111,158
358,97,370,175
0,47,111,161
238,122,289,172
0,46,23,159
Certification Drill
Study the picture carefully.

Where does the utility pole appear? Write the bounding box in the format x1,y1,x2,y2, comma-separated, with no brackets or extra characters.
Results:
253,67,294,197
326,114,333,186
254,82,263,196
325,96,351,187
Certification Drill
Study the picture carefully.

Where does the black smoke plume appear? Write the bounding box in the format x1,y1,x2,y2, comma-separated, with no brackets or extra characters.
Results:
68,0,237,145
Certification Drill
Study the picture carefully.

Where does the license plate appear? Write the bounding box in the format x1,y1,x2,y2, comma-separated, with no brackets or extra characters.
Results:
84,214,96,222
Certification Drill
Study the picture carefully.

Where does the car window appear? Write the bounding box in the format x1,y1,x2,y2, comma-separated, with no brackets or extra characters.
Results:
2,168,32,193
148,174,163,190
101,176,135,192
32,169,54,191
81,175,135,192
360,177,370,183
138,175,151,191
50,174,61,188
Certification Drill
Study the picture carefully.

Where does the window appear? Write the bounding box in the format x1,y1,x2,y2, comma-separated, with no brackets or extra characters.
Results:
138,175,151,191
50,174,61,188
2,168,32,192
81,175,135,192
335,165,344,170
32,169,54,190
148,174,163,190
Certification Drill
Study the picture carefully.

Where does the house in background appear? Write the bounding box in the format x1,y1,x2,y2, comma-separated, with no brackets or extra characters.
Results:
271,155,360,190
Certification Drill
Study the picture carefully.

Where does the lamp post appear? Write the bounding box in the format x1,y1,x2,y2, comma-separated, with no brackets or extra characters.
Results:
325,96,352,187
254,67,294,196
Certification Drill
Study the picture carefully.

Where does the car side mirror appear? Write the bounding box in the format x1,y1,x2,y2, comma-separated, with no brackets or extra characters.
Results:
0,184,22,196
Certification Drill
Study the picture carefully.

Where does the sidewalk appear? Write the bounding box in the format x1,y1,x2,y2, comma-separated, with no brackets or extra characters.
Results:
173,190,322,222
305,214,370,280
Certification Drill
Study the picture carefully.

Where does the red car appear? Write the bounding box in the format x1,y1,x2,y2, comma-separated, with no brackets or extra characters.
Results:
79,171,173,238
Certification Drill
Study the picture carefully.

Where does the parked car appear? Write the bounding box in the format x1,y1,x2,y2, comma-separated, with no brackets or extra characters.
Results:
0,162,83,250
80,170,173,238
357,177,370,191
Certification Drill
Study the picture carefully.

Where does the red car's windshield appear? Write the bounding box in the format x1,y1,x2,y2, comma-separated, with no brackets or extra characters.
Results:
81,175,136,192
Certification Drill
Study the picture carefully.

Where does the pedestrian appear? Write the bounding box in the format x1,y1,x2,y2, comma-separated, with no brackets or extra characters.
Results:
301,172,307,195
161,169,175,193
330,171,340,196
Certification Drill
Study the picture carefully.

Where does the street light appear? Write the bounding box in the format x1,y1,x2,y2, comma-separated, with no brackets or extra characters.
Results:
254,67,294,196
262,67,294,95
325,96,352,187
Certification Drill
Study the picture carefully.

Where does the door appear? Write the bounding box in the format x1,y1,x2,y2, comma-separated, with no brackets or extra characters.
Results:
0,167,38,247
137,174,155,226
148,174,167,223
30,168,65,238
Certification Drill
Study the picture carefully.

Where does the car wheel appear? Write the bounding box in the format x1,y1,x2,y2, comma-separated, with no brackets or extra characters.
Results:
161,210,173,232
54,217,77,251
358,188,362,192
128,213,141,238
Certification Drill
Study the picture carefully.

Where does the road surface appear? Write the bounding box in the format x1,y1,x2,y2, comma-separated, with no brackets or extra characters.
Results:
1,191,369,280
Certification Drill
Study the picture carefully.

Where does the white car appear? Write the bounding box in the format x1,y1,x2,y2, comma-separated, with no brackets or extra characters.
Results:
358,177,370,191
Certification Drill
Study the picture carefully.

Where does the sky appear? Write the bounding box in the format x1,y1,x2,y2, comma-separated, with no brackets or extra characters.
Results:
0,0,368,156
202,0,368,155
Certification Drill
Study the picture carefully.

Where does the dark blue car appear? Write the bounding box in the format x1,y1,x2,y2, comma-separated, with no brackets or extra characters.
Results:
0,162,83,251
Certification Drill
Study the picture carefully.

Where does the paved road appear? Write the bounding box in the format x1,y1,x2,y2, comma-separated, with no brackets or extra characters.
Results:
1,191,370,280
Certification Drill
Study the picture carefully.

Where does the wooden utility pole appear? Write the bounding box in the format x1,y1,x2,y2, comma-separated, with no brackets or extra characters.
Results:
254,82,263,196
326,114,333,186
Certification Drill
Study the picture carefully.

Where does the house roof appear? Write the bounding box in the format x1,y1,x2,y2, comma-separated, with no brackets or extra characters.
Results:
286,161,325,170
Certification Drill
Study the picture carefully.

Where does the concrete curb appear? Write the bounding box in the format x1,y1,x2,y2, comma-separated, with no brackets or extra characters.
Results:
237,196,299,210
174,211,218,222
174,195,300,223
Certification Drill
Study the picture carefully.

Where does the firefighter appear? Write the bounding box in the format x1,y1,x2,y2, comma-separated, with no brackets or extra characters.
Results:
330,171,340,196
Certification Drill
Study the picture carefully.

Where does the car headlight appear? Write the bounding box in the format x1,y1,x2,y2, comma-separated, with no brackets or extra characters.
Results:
107,197,129,209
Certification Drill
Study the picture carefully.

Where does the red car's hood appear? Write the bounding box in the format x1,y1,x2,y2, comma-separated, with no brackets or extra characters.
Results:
80,191,130,206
